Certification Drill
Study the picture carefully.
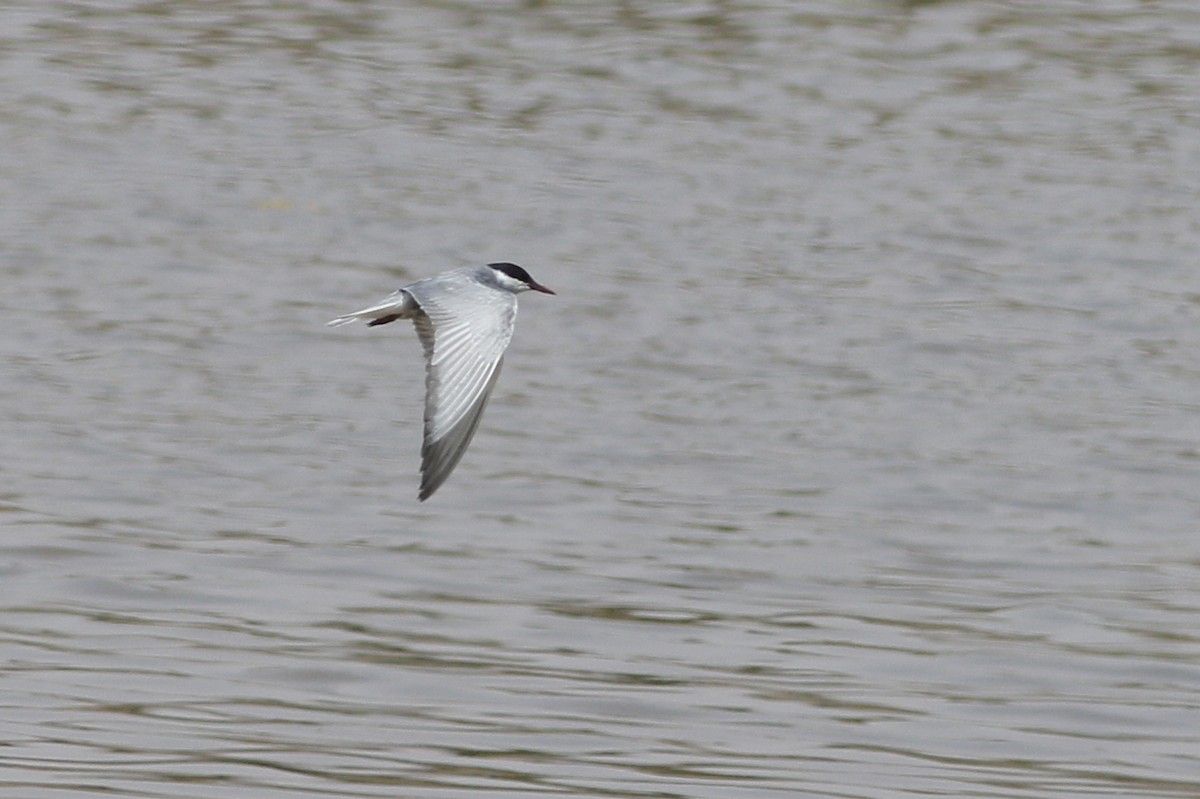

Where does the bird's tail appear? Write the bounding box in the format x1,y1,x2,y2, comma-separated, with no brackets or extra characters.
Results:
327,290,412,328
327,313,364,327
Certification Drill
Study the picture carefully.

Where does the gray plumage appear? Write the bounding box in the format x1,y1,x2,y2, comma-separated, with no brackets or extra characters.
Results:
328,263,555,500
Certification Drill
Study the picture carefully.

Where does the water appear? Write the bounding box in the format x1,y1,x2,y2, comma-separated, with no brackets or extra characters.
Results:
3,1,1200,797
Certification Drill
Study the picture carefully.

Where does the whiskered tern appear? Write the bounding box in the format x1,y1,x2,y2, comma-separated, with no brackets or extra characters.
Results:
329,262,555,501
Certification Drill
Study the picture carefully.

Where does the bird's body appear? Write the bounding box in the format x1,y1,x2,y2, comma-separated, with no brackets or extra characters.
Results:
328,262,555,500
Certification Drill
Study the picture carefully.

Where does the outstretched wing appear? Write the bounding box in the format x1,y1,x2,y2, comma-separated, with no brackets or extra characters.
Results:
409,278,518,500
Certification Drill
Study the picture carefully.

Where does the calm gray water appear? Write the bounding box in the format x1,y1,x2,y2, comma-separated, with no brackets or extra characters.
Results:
3,1,1200,797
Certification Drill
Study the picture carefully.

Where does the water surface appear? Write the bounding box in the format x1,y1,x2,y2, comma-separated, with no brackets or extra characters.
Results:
3,2,1200,797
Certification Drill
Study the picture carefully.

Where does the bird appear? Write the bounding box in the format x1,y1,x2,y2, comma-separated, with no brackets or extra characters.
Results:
328,262,555,501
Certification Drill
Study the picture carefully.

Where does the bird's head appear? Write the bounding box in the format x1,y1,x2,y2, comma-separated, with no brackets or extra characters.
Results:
487,262,556,295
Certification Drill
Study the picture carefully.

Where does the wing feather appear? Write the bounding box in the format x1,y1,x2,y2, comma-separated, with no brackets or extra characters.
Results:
407,275,518,500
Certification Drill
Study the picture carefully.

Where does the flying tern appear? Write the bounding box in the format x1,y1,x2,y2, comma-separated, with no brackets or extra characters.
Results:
328,262,555,501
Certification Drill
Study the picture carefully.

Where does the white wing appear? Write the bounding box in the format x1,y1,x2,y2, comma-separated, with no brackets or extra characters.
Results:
408,276,518,500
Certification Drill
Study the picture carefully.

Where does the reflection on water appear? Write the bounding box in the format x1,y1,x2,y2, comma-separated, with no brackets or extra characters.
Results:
2,1,1200,797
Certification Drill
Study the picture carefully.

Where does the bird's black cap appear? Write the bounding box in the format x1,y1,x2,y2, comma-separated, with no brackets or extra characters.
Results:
488,262,533,283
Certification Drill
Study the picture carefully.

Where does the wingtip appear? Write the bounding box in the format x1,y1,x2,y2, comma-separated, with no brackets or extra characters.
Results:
418,466,441,501
418,472,443,501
